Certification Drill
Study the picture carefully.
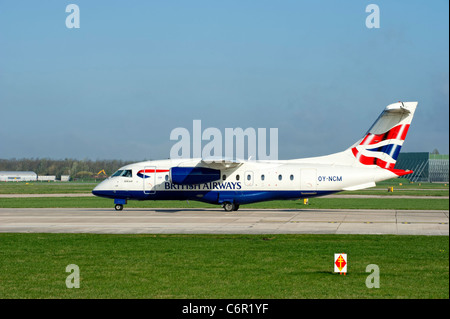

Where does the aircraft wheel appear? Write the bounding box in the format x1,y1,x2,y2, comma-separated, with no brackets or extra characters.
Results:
223,202,235,212
115,204,123,211
233,204,240,211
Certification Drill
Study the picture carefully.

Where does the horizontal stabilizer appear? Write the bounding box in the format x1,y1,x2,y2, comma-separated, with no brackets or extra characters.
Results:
387,169,414,177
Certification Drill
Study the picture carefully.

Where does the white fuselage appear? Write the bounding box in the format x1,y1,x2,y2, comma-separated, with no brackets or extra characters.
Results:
92,157,397,205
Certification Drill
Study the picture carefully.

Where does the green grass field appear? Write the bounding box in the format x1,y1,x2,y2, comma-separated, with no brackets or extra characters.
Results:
0,182,97,194
0,233,447,299
1,179,448,299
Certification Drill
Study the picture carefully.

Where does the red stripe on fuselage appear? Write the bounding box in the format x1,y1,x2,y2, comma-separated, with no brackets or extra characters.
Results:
138,169,170,174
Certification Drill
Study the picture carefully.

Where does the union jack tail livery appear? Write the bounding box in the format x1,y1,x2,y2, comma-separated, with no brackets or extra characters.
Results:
350,102,417,176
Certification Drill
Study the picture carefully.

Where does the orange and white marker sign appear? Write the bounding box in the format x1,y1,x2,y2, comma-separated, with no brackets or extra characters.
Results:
334,253,347,274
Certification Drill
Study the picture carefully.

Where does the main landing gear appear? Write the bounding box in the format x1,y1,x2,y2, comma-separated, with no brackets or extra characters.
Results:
223,201,240,212
115,204,123,211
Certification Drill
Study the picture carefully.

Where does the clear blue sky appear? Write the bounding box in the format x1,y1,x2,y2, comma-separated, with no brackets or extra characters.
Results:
0,1,448,160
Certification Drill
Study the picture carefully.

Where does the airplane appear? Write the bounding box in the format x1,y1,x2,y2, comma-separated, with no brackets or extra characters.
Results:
92,101,418,211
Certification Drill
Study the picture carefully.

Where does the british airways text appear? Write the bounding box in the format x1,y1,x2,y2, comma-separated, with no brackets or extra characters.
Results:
165,182,242,190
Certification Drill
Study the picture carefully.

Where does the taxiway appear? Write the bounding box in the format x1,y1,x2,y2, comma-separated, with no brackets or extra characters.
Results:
0,208,447,235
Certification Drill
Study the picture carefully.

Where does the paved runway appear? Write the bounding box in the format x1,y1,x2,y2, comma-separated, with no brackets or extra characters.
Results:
0,208,448,235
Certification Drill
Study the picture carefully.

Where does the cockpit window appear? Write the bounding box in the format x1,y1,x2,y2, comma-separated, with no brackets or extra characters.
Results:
111,169,132,178
122,170,132,177
112,170,124,177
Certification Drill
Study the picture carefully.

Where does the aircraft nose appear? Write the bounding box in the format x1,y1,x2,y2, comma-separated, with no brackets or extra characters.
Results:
92,184,100,196
92,180,108,197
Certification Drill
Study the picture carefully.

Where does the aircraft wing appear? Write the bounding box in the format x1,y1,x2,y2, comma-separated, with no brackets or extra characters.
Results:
169,158,243,185
200,158,243,170
174,158,243,170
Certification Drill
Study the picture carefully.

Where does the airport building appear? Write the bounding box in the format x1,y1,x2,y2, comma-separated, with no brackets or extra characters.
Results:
395,152,449,183
0,171,38,182
37,175,56,182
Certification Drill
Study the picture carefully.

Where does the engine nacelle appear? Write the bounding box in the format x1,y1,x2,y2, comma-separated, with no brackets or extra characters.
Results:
170,167,221,185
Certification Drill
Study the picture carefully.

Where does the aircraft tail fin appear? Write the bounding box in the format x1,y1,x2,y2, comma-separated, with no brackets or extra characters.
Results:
349,101,417,173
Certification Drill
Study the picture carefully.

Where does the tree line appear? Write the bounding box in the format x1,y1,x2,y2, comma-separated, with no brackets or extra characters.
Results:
0,158,138,179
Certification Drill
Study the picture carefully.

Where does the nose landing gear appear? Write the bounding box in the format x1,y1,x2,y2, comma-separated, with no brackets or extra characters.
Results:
114,199,127,211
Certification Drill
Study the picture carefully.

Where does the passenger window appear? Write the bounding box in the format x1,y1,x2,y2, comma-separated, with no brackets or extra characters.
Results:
278,174,282,181
290,174,294,181
247,174,251,181
261,174,265,181
236,175,240,181
222,174,226,181
165,175,169,181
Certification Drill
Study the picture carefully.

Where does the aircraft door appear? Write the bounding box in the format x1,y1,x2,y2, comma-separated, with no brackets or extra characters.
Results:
143,166,156,195
300,169,317,191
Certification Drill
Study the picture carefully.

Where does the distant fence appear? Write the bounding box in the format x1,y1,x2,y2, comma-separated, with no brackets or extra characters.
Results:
396,152,449,183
